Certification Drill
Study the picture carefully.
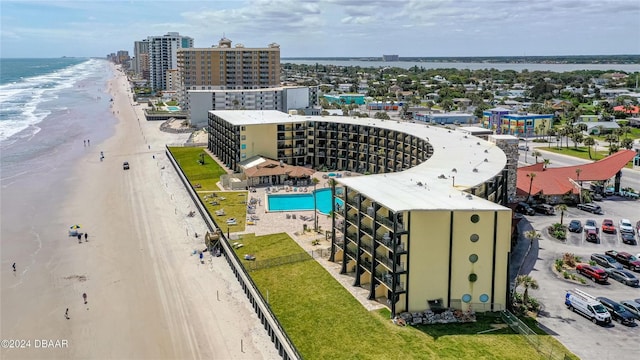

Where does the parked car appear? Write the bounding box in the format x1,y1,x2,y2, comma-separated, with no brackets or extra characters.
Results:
586,229,599,243
122,161,130,170
619,219,634,234
596,297,636,325
577,203,604,214
584,219,599,234
576,263,608,283
605,250,640,271
620,300,640,320
635,220,640,234
515,202,535,216
533,203,555,215
621,231,637,245
568,220,583,233
619,189,640,199
591,192,603,201
590,253,623,270
601,219,616,234
607,269,639,287
604,187,615,196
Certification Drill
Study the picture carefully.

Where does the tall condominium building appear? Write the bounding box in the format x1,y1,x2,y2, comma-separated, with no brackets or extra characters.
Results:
148,32,194,91
133,40,150,79
177,37,280,93
207,110,514,316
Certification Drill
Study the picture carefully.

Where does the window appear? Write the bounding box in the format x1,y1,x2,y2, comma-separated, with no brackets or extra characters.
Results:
241,135,246,140
241,126,246,131
470,234,479,242
469,254,478,263
468,273,478,282
241,144,246,149
470,214,480,223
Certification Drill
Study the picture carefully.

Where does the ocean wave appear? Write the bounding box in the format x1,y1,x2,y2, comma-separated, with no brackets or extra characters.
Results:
0,59,106,141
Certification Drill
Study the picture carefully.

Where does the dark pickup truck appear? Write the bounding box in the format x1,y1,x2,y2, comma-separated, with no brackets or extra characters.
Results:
605,250,640,272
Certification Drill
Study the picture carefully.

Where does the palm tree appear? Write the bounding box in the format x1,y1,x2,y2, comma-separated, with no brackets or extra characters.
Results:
527,172,537,202
543,158,551,169
583,136,595,159
532,150,542,163
516,275,539,306
547,128,556,146
525,230,541,245
311,177,320,230
556,204,568,225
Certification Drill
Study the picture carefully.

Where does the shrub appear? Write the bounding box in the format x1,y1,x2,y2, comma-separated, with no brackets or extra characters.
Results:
589,260,596,266
563,253,577,267
555,259,564,272
563,271,570,279
579,278,587,284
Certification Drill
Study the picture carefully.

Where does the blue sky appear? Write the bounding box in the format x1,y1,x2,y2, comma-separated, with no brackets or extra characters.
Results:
1,0,639,58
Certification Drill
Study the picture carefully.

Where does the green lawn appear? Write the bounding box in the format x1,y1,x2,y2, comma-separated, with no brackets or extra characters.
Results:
538,146,609,161
168,147,227,190
168,147,247,230
234,233,573,360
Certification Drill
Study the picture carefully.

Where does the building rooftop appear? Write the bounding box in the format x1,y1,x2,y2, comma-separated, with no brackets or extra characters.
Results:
211,110,509,212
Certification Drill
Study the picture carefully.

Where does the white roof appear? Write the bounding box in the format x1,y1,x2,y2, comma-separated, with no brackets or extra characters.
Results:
211,111,509,212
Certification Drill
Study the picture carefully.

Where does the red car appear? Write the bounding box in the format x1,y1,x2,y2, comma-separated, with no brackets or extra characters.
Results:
601,219,616,234
576,263,608,283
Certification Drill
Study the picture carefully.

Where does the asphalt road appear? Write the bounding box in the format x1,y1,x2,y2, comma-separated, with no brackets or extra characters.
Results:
518,196,640,360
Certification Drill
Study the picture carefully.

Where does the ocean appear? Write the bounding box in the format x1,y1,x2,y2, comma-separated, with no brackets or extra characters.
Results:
0,58,117,268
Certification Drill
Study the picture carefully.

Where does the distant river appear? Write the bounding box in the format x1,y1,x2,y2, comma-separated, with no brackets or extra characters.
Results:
282,59,640,73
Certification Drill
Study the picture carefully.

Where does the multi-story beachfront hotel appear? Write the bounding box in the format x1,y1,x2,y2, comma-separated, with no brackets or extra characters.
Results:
208,110,514,315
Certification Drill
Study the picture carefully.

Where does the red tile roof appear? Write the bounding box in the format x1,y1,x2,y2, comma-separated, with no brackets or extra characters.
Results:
516,150,636,197
613,105,640,114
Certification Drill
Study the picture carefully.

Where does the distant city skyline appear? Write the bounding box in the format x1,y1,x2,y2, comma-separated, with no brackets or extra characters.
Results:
1,0,639,58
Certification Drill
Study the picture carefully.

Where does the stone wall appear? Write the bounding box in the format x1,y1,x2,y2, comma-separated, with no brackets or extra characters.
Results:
488,135,519,203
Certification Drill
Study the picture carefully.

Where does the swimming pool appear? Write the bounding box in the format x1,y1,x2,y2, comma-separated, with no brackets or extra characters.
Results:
267,188,344,214
167,106,181,111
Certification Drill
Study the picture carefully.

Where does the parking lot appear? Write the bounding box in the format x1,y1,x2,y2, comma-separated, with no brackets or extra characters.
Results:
518,196,639,360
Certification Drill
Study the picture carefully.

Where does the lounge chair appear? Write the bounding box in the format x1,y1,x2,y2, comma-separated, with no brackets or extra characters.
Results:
292,214,296,219
215,209,225,216
286,214,291,219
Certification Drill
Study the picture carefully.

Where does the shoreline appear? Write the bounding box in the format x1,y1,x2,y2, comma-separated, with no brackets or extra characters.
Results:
1,63,278,359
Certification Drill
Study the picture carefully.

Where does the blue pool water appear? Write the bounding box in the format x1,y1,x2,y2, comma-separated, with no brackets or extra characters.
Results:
167,106,180,111
268,188,344,214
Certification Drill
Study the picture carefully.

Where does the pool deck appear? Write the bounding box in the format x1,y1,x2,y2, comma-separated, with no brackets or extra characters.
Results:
228,172,386,312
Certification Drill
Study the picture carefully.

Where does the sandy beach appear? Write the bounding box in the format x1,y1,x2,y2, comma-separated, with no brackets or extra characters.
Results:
1,64,279,359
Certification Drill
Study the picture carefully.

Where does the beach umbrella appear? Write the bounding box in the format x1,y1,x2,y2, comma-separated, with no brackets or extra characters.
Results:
70,224,81,229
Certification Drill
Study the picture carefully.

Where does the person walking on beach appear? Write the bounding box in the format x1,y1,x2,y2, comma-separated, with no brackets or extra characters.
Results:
12,262,16,272
78,234,82,243
65,308,69,319
84,233,88,242
82,293,87,304
84,140,86,147
87,139,90,146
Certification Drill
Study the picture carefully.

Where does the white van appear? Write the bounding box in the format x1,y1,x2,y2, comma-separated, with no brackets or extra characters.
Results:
565,288,611,325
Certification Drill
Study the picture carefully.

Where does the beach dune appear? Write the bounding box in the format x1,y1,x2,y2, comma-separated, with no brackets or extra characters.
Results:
1,64,278,359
